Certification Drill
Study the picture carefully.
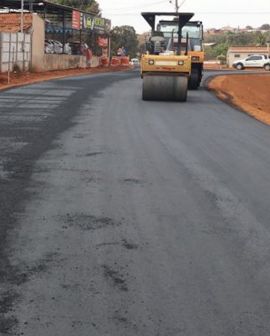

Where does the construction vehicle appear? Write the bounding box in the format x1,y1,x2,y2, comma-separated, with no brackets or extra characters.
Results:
141,12,194,101
156,19,204,89
185,21,204,89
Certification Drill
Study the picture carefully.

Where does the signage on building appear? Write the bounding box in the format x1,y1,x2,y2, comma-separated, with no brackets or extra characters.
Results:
83,14,94,29
94,17,105,28
93,17,111,32
74,12,111,32
82,15,110,32
97,37,108,48
72,10,82,30
104,19,111,32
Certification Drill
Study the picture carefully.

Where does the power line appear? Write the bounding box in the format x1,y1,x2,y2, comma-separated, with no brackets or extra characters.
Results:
106,11,270,16
179,0,187,9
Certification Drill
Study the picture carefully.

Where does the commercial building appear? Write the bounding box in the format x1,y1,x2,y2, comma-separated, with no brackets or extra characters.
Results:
0,0,111,72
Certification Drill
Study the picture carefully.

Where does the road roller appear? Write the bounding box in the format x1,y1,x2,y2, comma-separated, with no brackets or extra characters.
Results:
186,21,204,89
141,12,194,101
155,18,204,89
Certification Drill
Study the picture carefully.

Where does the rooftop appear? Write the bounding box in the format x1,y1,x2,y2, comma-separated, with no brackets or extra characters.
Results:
228,46,269,52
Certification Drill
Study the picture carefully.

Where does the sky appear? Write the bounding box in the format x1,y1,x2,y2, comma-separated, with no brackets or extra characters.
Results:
98,0,270,33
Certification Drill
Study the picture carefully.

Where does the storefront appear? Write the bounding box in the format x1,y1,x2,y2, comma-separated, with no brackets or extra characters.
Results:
0,0,111,71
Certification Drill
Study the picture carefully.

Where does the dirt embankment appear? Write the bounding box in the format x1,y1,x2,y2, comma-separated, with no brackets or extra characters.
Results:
208,74,270,125
0,65,131,91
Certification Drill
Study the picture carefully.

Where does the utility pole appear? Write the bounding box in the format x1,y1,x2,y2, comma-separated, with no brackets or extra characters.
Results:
21,0,24,33
267,41,270,56
170,0,187,12
170,0,179,12
175,0,179,13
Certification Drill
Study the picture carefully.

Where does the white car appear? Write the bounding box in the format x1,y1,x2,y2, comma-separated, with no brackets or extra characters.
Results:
64,43,72,55
49,40,63,54
233,54,270,71
45,40,54,54
130,58,140,66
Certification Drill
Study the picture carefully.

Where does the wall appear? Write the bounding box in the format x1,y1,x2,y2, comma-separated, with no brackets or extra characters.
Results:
31,14,97,72
43,54,87,71
91,56,100,67
31,14,45,72
0,32,31,72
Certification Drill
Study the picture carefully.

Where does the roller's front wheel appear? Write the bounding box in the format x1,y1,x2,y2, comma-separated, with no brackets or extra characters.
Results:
142,76,188,102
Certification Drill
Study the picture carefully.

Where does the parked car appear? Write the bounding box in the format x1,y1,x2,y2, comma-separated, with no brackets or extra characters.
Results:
130,58,140,66
64,43,72,55
45,40,73,55
50,40,63,54
0,8,10,13
233,54,270,71
45,40,54,54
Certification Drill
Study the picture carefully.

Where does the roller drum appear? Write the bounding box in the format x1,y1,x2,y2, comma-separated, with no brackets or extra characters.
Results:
142,75,188,101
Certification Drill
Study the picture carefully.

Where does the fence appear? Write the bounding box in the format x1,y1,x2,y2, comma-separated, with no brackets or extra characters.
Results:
0,32,31,72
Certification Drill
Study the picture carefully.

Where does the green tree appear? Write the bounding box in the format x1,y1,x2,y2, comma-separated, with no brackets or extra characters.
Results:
260,24,270,30
226,31,256,45
204,42,229,60
217,54,226,64
213,42,229,57
255,32,266,45
204,29,270,60
110,25,139,58
51,0,100,15
266,31,270,42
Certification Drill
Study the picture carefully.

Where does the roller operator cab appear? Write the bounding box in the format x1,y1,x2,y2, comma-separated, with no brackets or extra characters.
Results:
141,12,194,101
156,19,204,89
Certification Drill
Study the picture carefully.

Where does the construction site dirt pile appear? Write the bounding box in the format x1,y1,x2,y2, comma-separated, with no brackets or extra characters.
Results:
208,74,270,125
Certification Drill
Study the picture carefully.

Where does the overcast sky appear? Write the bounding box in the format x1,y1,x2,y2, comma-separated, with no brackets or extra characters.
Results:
98,0,270,33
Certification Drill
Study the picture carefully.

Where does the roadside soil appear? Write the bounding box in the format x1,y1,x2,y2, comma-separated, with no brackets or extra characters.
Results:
208,74,270,125
0,65,131,91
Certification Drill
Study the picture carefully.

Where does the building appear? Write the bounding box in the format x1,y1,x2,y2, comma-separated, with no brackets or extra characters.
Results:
227,46,270,67
0,0,111,72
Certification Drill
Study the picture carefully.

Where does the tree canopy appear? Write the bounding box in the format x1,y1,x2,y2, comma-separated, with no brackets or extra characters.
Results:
260,24,270,30
51,0,100,15
110,25,139,58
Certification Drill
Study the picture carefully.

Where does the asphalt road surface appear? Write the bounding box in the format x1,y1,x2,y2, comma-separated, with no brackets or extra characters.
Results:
1,70,270,336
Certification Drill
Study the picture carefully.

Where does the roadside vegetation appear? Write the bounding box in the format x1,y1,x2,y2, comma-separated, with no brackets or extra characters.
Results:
51,0,101,15
204,24,270,60
110,26,139,58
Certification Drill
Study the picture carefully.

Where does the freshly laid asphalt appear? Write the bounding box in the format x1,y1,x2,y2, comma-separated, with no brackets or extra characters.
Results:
1,69,270,335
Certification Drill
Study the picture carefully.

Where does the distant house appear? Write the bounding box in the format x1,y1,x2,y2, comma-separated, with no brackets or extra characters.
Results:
220,26,237,32
205,28,222,35
227,46,270,67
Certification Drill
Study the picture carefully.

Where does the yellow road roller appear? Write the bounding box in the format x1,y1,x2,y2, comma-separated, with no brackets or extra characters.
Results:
185,21,204,89
141,12,194,101
156,18,204,89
